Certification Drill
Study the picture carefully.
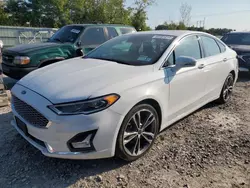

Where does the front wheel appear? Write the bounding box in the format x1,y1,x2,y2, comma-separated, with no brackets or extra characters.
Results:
217,73,234,104
116,104,159,161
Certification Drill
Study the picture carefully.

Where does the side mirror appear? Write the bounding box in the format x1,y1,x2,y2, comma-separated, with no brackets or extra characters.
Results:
76,48,84,57
76,41,81,47
175,56,197,69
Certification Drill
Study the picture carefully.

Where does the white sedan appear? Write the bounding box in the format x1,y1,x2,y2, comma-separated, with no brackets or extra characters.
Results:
11,31,238,161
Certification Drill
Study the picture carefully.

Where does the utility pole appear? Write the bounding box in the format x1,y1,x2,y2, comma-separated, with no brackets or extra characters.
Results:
203,17,206,28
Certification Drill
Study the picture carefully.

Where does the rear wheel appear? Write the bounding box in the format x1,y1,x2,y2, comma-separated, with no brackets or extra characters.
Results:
116,104,159,161
217,73,234,104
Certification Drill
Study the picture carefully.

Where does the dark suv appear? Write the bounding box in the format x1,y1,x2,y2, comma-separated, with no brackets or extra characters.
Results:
221,32,250,73
0,40,8,107
2,24,136,79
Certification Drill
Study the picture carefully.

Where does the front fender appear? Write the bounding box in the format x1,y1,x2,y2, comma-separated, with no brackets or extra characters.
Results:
28,45,76,67
109,79,169,126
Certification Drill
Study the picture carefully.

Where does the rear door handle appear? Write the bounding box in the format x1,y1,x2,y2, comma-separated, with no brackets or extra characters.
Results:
223,58,228,62
198,64,205,69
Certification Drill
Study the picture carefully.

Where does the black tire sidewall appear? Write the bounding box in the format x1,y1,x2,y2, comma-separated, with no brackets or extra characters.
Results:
219,73,234,103
115,103,160,161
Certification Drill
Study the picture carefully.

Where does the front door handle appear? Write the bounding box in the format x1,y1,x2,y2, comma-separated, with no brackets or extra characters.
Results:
223,58,228,62
198,64,205,69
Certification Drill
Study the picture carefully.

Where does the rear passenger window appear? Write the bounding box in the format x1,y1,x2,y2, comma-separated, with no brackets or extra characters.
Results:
107,27,118,39
201,36,221,57
216,41,226,52
120,28,136,34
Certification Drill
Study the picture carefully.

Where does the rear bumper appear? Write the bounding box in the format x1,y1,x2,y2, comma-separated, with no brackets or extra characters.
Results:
2,63,37,79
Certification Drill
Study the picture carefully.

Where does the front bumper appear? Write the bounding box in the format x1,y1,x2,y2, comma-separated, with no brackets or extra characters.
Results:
237,55,250,72
11,84,124,160
2,63,37,79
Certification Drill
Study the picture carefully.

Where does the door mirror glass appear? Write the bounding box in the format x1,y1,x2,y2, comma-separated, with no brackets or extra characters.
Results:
175,56,197,68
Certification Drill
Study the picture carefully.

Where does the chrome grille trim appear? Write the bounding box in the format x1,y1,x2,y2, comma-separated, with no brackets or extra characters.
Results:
12,95,49,127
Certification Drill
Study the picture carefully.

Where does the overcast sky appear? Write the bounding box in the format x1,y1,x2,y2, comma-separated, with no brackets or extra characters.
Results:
126,0,250,31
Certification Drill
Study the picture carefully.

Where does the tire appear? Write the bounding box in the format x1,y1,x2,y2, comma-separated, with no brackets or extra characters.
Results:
116,104,160,161
217,73,234,104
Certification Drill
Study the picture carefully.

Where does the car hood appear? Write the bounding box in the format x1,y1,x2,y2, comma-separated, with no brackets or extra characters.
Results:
17,58,153,104
4,42,67,54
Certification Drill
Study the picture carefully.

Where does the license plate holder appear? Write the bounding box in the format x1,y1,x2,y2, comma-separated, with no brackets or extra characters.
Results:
15,117,28,136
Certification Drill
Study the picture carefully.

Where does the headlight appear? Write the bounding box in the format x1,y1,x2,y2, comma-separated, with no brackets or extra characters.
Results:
48,94,120,115
13,56,30,65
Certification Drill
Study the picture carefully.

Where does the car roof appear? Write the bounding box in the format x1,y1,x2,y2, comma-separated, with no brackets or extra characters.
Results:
66,24,135,28
226,31,250,34
129,30,207,37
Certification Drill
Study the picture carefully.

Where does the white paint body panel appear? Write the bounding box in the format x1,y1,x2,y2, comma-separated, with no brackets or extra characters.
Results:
11,31,238,159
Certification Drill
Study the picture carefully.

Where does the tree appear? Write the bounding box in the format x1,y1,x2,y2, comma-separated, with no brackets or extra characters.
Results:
155,24,168,30
130,0,155,31
179,2,192,26
155,22,233,36
5,0,31,26
1,0,155,29
0,2,9,25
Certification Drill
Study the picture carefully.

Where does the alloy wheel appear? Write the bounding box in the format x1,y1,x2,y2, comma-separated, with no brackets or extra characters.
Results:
223,75,234,101
122,109,157,157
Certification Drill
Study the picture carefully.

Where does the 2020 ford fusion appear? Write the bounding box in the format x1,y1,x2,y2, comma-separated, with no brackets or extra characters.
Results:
11,31,238,161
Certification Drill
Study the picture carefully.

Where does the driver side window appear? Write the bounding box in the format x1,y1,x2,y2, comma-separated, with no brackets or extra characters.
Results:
81,27,106,46
166,35,201,66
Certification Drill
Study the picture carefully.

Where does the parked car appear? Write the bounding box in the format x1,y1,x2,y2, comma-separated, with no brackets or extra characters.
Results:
11,31,238,161
0,40,8,107
2,24,136,79
221,32,250,73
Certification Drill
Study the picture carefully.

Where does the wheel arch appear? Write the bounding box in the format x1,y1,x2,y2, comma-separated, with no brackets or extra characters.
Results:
230,70,236,82
39,57,65,68
111,96,164,157
136,98,162,132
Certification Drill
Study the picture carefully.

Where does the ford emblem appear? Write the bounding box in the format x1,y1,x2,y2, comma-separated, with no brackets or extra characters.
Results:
21,90,26,95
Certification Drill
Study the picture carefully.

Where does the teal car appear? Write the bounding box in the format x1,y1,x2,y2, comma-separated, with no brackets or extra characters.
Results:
2,24,136,79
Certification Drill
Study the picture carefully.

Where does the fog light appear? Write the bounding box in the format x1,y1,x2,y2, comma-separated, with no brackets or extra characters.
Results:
71,134,92,149
67,130,97,152
45,143,54,153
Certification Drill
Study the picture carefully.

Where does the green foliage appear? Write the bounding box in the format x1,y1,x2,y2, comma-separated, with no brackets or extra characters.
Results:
155,22,233,36
130,0,155,31
0,3,9,25
155,21,187,30
1,0,154,30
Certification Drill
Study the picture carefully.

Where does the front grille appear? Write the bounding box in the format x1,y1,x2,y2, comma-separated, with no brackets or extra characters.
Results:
242,56,250,63
12,95,49,127
2,54,14,64
15,116,46,148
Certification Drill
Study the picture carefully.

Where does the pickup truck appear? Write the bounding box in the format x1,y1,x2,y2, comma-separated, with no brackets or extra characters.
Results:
2,24,136,79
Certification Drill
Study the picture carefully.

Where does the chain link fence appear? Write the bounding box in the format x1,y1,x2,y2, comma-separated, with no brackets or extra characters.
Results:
0,26,58,48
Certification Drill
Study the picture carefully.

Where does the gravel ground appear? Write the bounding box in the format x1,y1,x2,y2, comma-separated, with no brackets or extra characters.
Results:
0,74,249,188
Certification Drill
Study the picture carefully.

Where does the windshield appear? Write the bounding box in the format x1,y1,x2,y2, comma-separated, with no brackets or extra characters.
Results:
85,34,175,66
221,33,250,45
49,26,84,43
